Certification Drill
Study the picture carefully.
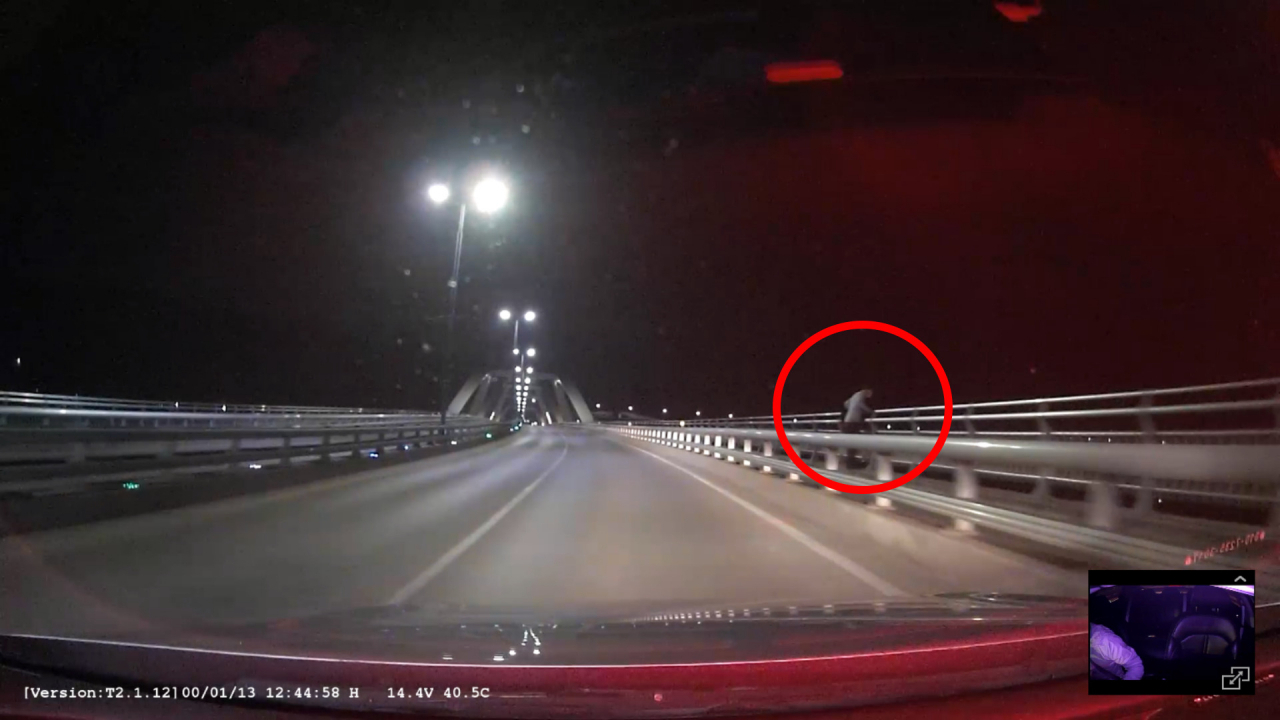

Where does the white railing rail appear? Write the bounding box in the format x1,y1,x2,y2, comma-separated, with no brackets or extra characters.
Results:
0,393,513,492
611,424,1280,592
648,378,1280,445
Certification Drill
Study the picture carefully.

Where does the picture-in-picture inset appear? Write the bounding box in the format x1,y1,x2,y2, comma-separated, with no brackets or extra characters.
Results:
1088,569,1255,696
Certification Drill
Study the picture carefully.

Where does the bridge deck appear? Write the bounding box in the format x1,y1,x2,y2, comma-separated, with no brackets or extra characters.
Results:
0,426,1084,636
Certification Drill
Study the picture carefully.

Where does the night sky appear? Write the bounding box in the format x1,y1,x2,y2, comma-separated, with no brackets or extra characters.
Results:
4,1,1279,417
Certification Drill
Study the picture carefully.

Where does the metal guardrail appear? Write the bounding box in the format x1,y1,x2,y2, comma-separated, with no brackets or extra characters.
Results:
0,391,420,417
651,378,1280,445
606,379,1280,574
612,425,1280,593
0,394,510,493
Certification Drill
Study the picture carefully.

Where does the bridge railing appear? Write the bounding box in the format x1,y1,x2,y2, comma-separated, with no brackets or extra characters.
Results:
606,378,1280,584
647,378,1280,445
0,393,511,493
611,424,1279,584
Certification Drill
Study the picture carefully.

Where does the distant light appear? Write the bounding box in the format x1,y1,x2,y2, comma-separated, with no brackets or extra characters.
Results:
595,403,601,409
515,366,522,372
524,377,531,384
486,433,493,439
679,421,686,427
765,60,844,84
426,183,451,204
472,178,509,213
523,310,536,322
628,406,634,411
513,348,520,355
662,408,668,414
994,1,1044,24
526,348,536,357
499,308,512,321
728,413,734,419
696,411,701,417
249,463,263,470
526,367,533,374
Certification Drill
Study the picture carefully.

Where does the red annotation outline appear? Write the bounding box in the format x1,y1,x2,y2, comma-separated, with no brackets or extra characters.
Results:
772,321,952,495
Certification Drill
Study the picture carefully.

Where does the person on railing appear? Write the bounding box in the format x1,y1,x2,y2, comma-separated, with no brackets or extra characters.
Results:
839,388,875,467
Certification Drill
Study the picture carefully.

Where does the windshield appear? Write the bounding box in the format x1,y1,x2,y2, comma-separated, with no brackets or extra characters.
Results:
3,0,1278,716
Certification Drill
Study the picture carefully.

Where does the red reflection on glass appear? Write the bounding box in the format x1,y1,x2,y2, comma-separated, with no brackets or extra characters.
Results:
765,61,844,84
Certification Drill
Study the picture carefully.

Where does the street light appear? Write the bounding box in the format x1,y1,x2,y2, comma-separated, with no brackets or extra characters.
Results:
472,178,510,214
628,405,634,411
526,348,536,358
426,183,451,204
663,408,668,414
500,309,535,370
423,174,511,423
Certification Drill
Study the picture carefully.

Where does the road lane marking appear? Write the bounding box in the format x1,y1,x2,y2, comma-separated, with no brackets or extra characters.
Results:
388,434,569,604
618,441,906,597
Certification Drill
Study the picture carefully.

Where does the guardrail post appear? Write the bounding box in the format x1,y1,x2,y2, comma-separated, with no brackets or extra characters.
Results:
1086,482,1121,530
1129,394,1157,514
950,463,979,532
280,435,293,467
714,435,722,448
824,448,846,472
762,440,773,457
963,407,976,437
319,433,332,462
910,408,919,435
871,454,894,509
727,436,736,450
954,463,979,500
1032,466,1051,504
1037,402,1051,438
743,439,753,453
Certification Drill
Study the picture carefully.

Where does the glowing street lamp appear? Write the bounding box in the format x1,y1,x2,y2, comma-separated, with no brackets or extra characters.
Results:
500,308,536,370
472,178,510,214
426,183,451,204
423,174,511,422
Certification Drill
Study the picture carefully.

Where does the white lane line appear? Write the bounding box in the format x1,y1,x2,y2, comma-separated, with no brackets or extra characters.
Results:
620,441,906,597
388,434,570,604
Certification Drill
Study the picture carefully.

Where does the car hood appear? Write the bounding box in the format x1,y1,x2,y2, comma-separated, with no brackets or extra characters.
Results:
11,593,1086,666
0,594,1089,718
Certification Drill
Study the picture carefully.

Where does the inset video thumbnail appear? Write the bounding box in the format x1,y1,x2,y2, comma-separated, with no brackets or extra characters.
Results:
1088,569,1255,696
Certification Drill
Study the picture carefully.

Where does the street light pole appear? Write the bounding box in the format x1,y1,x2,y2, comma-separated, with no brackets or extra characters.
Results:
441,201,468,424
512,319,521,369
426,176,508,423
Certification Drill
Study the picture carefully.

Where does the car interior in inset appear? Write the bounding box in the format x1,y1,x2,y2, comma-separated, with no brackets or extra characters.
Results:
1089,585,1256,683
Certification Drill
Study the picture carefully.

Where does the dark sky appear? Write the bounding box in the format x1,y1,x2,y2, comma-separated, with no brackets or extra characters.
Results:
3,1,1279,416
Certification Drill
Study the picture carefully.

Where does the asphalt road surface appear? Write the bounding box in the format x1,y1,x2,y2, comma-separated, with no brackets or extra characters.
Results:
0,426,1085,637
